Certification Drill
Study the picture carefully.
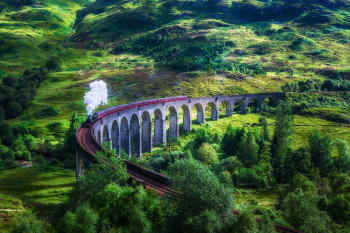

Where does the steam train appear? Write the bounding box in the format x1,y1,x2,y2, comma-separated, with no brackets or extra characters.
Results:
84,96,188,126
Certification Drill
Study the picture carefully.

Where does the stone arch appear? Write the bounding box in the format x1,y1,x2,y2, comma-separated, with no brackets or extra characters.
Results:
97,129,101,145
120,117,129,155
192,103,204,124
142,111,152,153
102,125,110,146
153,109,164,146
130,114,141,157
233,99,244,114
111,120,119,154
205,102,218,121
167,106,178,142
181,104,191,133
247,98,259,113
262,96,277,111
219,101,232,117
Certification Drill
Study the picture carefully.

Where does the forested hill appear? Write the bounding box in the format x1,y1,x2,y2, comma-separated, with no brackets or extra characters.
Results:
1,0,350,125
72,0,350,77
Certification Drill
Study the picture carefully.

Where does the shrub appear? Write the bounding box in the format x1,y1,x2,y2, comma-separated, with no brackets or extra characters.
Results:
2,76,18,87
328,194,350,224
45,57,61,72
248,42,276,55
9,211,46,233
63,204,99,233
6,101,23,118
282,189,331,232
235,167,267,188
36,106,59,118
196,143,219,165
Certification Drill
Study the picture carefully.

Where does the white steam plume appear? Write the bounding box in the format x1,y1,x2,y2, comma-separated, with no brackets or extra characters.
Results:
84,80,108,115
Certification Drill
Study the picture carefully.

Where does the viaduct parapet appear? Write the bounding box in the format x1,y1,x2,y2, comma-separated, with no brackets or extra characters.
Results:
90,93,282,157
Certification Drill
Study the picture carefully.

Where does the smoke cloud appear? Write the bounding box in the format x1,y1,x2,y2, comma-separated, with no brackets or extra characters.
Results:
84,80,108,115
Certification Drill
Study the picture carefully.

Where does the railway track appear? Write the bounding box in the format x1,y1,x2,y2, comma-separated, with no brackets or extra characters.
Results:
76,116,305,233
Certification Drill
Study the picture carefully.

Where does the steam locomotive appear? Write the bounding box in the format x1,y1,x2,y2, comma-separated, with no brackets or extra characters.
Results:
84,96,188,126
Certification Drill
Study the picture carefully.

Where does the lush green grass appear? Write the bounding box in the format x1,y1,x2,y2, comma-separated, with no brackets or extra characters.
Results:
0,166,75,207
234,188,279,210
0,166,74,231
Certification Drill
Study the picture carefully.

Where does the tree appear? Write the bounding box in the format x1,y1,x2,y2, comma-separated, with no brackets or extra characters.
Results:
196,142,219,165
238,130,259,167
95,183,166,233
271,101,293,183
259,117,269,142
309,130,333,176
168,159,234,233
284,148,312,181
328,193,350,224
68,150,167,233
282,188,331,233
69,150,129,205
64,112,83,155
63,204,99,233
10,211,47,233
333,139,350,173
233,209,259,233
6,101,23,119
2,76,17,87
45,57,61,72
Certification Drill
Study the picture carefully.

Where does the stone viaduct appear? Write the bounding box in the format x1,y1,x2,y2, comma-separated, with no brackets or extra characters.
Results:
91,93,282,157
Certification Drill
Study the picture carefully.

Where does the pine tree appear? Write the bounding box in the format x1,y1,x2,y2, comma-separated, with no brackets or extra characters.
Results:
259,117,269,142
271,101,293,183
238,130,259,167
309,130,333,176
64,112,83,154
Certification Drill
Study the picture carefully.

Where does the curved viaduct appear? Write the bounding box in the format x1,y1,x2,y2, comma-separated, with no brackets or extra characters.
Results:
89,93,281,158
76,92,307,233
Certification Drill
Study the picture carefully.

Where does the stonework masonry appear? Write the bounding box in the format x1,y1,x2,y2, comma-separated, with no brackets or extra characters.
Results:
92,93,282,157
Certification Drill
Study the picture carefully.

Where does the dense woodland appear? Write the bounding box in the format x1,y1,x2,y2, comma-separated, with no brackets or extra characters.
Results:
0,0,350,233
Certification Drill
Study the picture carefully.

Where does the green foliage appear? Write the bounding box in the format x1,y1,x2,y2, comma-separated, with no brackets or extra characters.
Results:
168,159,234,233
284,148,312,180
328,193,350,224
196,142,219,165
259,117,270,142
271,101,293,183
309,130,333,176
234,167,270,188
64,113,84,156
35,106,60,118
282,188,332,233
238,130,260,167
9,211,46,233
231,62,266,76
0,67,48,120
70,150,129,205
67,149,167,233
333,139,350,173
95,183,166,233
232,209,258,233
63,204,99,233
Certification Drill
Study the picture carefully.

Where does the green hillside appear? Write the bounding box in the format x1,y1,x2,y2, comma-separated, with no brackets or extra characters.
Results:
1,1,350,232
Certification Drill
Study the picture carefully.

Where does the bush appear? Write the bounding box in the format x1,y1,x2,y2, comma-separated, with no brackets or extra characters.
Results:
63,204,99,233
282,189,331,232
196,143,219,165
6,101,23,118
10,211,47,233
36,106,59,118
234,167,267,188
45,57,61,72
328,194,350,224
